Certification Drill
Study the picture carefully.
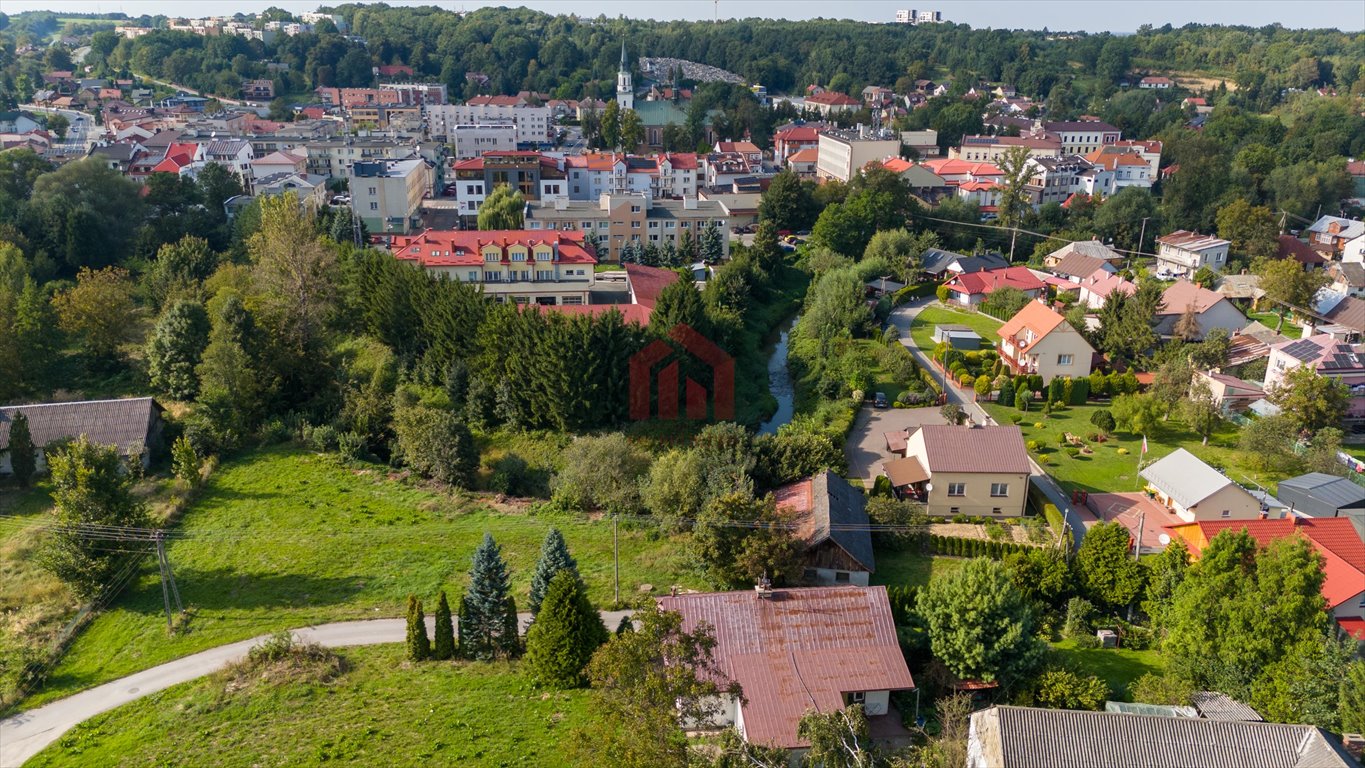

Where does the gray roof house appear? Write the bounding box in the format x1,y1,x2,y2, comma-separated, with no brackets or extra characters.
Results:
1190,691,1264,722
1275,472,1365,539
1139,448,1267,522
966,705,1355,768
0,397,164,475
921,248,1009,278
774,470,874,586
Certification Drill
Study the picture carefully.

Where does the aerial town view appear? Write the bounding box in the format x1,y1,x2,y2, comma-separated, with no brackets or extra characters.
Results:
0,0,1364,765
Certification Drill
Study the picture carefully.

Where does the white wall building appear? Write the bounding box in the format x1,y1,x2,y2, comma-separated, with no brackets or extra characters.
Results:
450,124,518,160
426,101,553,145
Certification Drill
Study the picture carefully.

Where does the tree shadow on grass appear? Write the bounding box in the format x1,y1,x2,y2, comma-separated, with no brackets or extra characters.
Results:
118,566,369,615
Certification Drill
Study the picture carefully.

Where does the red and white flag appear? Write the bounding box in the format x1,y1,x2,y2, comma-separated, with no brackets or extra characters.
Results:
1141,435,1148,455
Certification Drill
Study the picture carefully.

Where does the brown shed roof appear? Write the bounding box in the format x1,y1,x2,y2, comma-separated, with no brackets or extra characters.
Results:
656,587,915,749
911,425,1031,474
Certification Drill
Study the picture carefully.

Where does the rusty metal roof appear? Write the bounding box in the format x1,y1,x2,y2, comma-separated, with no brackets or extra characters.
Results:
657,586,915,749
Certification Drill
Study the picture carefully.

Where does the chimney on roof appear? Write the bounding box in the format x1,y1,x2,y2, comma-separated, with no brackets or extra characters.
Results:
754,572,774,598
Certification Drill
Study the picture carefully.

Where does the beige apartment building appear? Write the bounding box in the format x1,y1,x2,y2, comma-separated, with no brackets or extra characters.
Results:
349,157,432,234
816,127,902,182
524,193,731,263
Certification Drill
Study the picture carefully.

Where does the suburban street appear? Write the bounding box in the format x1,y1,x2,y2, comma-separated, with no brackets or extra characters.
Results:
887,300,1088,551
0,610,632,767
18,104,95,156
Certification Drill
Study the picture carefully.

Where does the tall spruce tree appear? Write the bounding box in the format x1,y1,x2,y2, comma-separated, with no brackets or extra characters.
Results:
530,528,580,618
700,222,724,262
7,411,36,487
524,571,609,688
433,590,456,660
459,533,521,660
406,594,430,661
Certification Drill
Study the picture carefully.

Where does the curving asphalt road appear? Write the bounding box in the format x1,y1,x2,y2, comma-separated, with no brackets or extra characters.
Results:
0,610,632,767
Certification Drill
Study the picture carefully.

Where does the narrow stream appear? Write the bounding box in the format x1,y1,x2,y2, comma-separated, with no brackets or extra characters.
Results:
758,314,798,435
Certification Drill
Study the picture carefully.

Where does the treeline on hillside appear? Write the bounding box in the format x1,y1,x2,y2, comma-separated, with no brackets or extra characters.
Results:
5,6,1360,115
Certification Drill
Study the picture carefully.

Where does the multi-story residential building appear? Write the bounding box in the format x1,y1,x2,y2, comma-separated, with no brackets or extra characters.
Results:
1036,119,1121,155
1155,230,1230,277
1024,155,1098,207
1084,145,1154,189
1264,334,1365,431
378,82,448,106
950,134,1062,163
349,157,433,234
804,91,862,116
772,123,830,160
817,127,901,182
996,300,1096,382
563,153,699,200
253,171,327,208
203,139,254,180
241,79,275,100
425,98,554,145
450,151,567,219
450,124,518,160
1108,139,1162,178
315,88,403,109
1306,215,1365,257
296,138,430,179
1138,76,1174,89
524,193,731,263
389,229,596,306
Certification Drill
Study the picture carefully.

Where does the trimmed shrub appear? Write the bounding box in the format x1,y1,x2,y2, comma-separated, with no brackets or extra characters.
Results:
1069,377,1089,405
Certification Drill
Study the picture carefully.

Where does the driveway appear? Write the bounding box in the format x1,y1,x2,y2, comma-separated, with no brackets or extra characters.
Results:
884,299,1086,551
845,406,948,483
0,610,631,767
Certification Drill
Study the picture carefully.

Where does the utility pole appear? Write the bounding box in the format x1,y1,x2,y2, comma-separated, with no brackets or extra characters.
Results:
1008,226,1018,263
613,513,620,607
154,531,183,631
1133,510,1144,561
1137,216,1150,266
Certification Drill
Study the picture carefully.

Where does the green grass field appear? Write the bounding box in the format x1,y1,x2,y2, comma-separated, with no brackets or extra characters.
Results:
981,400,1279,495
27,646,592,767
907,305,1004,353
23,447,699,708
871,549,966,589
1051,639,1167,700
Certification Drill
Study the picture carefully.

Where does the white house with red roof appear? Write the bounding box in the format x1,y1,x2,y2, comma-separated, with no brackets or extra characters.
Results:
1155,230,1230,277
149,141,206,177
389,229,596,305
942,266,1045,307
773,123,829,160
883,424,1031,516
1166,517,1365,638
1264,334,1365,430
656,586,916,749
803,91,861,116
996,300,1096,382
1154,279,1246,340
250,150,308,180
785,147,819,178
956,179,1002,216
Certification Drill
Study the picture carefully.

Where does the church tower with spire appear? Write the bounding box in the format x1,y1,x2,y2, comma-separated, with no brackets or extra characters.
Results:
616,41,634,111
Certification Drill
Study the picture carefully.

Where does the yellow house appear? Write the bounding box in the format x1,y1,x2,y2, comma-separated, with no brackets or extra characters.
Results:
883,424,1031,517
997,300,1096,383
1138,448,1271,522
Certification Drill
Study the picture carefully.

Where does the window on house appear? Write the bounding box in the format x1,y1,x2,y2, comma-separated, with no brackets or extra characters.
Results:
950,507,960,515
1221,510,1231,518
1058,354,1074,366
990,483,1009,497
803,568,818,580
369,202,378,210
631,221,640,229
948,483,966,497
483,271,500,281
835,571,851,583
561,296,583,305
367,187,377,195
993,507,1003,515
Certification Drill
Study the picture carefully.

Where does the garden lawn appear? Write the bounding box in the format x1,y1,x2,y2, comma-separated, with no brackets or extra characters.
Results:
23,447,698,708
870,548,966,589
981,400,1281,495
27,646,593,767
1051,639,1167,701
906,305,1005,355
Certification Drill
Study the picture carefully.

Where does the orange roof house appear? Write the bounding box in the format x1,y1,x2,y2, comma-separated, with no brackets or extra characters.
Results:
942,266,1045,307
997,300,1096,382
1166,517,1365,635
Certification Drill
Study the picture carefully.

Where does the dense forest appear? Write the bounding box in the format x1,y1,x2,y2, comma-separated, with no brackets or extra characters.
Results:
2,6,1363,111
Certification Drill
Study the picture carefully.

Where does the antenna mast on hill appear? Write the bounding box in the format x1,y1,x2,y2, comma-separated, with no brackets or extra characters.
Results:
714,0,719,23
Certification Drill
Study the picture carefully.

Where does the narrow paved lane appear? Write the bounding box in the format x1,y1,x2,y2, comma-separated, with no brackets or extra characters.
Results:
887,300,1085,552
0,611,631,767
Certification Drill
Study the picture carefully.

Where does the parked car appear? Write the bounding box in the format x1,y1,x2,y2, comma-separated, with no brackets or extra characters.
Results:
873,392,888,408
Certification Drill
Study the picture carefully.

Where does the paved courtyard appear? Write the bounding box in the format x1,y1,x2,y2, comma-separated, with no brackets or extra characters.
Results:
844,405,950,483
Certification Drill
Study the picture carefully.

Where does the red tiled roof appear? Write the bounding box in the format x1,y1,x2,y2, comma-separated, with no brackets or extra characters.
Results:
624,263,680,309
946,266,1045,296
1157,230,1229,252
656,587,915,749
806,92,860,106
531,303,652,325
716,141,761,155
910,425,1031,474
663,152,699,170
775,126,822,143
879,156,913,173
390,229,596,267
1277,235,1327,265
1339,617,1365,640
788,147,819,164
1175,518,1365,610
922,158,1003,178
